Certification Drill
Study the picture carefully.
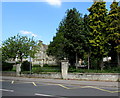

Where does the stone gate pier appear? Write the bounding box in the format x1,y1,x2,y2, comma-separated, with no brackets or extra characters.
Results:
61,60,69,79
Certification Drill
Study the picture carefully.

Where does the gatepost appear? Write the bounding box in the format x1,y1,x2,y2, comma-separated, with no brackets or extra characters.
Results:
61,59,69,79
16,64,21,76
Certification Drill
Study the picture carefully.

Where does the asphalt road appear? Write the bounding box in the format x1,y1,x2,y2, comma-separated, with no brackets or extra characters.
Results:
1,79,120,97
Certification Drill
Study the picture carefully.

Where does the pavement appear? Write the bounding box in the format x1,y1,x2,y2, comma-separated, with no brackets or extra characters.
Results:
1,76,119,88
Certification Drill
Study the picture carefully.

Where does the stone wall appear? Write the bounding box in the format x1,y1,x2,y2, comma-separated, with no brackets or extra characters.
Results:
2,71,16,76
20,72,62,79
68,73,119,82
2,72,120,82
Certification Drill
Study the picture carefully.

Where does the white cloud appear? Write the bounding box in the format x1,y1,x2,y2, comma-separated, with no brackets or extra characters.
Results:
46,0,62,6
20,30,37,37
20,30,32,35
31,33,37,37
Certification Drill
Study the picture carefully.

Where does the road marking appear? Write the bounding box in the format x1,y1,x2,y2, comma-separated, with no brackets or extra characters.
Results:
41,83,120,93
0,89,14,92
32,82,37,86
35,93,53,97
10,81,37,86
56,84,70,89
11,81,14,84
80,86,120,93
38,83,70,89
5,80,120,94
14,82,33,84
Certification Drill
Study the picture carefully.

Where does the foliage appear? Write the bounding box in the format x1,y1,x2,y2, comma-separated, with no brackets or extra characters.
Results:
88,1,108,70
63,8,85,65
12,65,16,71
47,8,84,66
2,1,120,73
2,34,38,62
47,1,119,70
106,1,120,66
47,19,66,62
32,64,41,67
2,61,14,71
21,61,31,71
32,67,42,74
68,66,120,73
82,14,92,69
32,65,60,73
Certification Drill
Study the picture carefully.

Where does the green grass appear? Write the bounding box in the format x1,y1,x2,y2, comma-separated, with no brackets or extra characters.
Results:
32,66,60,74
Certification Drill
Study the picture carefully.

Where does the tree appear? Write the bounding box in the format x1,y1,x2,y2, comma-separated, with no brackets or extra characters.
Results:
47,19,66,63
88,1,108,70
47,8,84,65
82,14,92,69
47,8,84,66
2,34,38,62
106,0,120,66
64,8,84,65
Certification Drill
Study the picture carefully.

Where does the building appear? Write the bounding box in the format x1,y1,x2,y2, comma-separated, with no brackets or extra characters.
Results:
32,40,57,67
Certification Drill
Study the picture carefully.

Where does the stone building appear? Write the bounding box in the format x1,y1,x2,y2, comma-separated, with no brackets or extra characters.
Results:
32,40,57,67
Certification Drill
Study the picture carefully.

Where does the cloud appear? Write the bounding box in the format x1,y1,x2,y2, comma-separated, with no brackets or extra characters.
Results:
20,30,37,37
31,33,37,37
46,0,62,6
20,30,32,34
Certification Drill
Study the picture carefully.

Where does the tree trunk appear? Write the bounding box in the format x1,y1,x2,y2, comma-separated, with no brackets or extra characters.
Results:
20,57,22,63
118,53,120,67
75,53,78,69
88,53,90,70
100,59,104,71
19,52,23,63
76,53,78,63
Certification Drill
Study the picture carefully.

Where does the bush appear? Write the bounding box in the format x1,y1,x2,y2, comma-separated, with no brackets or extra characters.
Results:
32,65,61,73
33,64,40,67
41,67,60,72
32,67,42,74
68,67,120,73
2,61,14,71
21,61,31,71
43,64,60,67
43,64,49,67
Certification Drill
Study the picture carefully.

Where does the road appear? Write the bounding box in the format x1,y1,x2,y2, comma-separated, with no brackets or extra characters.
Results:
1,77,120,97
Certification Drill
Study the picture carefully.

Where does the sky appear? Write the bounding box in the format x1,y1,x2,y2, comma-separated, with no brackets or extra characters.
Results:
2,0,114,45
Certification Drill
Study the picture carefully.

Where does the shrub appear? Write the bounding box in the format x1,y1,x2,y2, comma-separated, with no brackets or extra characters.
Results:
21,61,31,71
32,67,42,74
43,64,49,67
33,64,40,67
2,61,14,71
43,64,60,67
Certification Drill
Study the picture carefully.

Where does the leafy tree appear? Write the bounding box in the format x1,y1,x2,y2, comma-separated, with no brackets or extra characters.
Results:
47,8,84,66
106,1,120,66
47,19,66,63
2,34,38,62
64,8,84,65
88,1,108,70
82,14,92,69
